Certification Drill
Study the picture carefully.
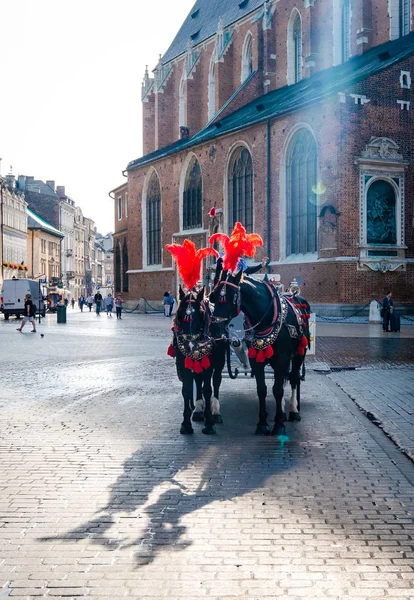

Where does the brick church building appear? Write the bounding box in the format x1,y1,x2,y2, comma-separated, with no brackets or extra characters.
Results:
120,0,414,314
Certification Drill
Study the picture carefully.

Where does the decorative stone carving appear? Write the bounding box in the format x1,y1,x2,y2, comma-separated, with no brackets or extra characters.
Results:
155,55,173,93
215,17,234,62
141,66,154,102
185,40,200,79
360,137,404,162
359,259,405,273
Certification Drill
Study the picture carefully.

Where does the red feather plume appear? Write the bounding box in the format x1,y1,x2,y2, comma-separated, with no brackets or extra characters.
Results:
209,222,263,273
166,239,218,290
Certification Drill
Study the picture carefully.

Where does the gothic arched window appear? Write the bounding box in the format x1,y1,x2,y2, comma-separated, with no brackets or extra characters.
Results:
399,0,410,35
228,147,253,233
183,158,202,230
341,0,351,62
286,129,318,256
179,74,185,130
122,240,129,292
241,33,253,82
208,53,216,121
293,13,302,84
366,180,397,245
146,172,161,265
115,242,121,293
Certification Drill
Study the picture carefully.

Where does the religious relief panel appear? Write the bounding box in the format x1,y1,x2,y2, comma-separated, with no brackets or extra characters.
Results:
318,205,339,250
355,136,407,273
366,180,396,245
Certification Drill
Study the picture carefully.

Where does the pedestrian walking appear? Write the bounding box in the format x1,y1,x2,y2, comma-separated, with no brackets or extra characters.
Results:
94,291,103,315
64,297,69,308
115,294,123,319
163,291,174,317
381,290,393,332
71,298,75,310
16,293,37,333
104,293,113,317
78,295,85,312
87,294,93,312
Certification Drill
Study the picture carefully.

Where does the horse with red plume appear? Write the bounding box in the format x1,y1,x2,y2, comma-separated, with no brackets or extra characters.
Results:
165,240,219,435
209,223,310,436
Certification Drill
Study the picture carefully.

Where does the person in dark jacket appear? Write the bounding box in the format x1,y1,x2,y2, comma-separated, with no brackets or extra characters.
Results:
16,293,37,333
94,291,103,315
381,291,393,332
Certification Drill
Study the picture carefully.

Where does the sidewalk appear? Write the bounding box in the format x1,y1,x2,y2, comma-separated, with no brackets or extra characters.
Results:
306,320,414,464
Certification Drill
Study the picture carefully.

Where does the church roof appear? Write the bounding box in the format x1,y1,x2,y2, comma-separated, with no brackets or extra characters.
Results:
162,0,265,65
128,31,414,171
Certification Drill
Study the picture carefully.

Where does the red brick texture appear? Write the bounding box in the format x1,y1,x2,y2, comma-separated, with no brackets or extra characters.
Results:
124,2,413,311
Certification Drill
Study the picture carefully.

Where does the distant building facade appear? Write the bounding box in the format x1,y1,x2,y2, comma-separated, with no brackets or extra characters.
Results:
110,183,129,299
27,208,64,291
0,174,28,287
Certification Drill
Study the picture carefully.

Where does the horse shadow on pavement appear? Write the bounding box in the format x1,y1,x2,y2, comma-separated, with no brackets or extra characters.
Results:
38,407,301,568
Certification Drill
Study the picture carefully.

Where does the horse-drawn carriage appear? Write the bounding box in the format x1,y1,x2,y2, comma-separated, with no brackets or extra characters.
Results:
166,223,311,438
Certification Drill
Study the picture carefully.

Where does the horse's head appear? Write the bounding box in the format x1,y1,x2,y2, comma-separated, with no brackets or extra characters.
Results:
175,285,206,337
209,269,243,339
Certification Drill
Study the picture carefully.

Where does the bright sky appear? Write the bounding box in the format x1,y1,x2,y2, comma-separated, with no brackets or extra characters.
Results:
0,0,195,234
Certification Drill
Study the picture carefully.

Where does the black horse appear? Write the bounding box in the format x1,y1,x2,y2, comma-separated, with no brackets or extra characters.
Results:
210,269,309,436
169,286,216,435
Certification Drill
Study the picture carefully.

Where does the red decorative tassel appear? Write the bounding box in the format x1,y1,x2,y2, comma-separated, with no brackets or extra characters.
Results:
201,356,210,370
167,344,175,358
248,347,257,359
193,361,203,374
295,303,301,309
184,356,194,370
265,345,274,359
297,335,308,356
256,349,266,363
307,314,311,319
302,304,307,308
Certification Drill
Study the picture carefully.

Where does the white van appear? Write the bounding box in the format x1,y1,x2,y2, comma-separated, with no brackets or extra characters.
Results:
1,278,46,320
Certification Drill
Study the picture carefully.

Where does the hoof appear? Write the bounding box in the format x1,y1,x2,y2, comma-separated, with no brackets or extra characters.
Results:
255,423,271,436
192,411,204,422
288,412,301,422
213,414,223,424
272,425,286,436
202,426,216,435
180,424,194,435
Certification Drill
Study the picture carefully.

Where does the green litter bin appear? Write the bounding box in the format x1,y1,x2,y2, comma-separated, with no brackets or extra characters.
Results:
57,304,67,324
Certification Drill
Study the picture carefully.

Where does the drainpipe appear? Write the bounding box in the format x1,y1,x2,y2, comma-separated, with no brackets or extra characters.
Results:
266,118,272,265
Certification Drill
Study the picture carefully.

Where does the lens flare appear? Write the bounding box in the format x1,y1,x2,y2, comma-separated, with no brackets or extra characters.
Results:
310,181,326,206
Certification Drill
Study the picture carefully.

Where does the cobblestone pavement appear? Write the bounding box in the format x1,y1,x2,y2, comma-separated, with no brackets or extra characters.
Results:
0,311,413,600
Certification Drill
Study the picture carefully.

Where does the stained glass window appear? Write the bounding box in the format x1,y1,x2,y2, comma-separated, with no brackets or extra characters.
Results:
146,173,161,264
228,147,253,233
183,158,202,230
293,14,302,83
286,130,318,255
342,0,351,62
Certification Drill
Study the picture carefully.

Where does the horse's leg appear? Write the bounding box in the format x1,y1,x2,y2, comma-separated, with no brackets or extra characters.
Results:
212,344,225,424
180,370,194,435
254,363,270,435
202,369,216,435
288,354,302,422
270,353,290,436
192,377,204,422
